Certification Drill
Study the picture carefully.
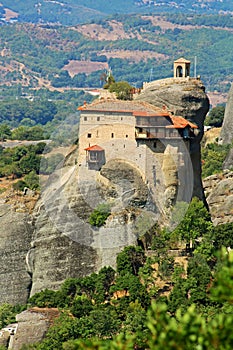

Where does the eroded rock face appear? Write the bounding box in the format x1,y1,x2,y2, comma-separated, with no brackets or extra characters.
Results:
0,79,210,304
203,170,233,225
0,203,32,305
29,161,99,295
30,156,150,295
136,77,210,200
220,83,233,145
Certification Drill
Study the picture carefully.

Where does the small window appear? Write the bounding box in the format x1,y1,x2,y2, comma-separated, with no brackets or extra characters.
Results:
96,130,99,137
139,154,141,158
111,133,114,138
126,134,128,138
84,117,87,121
153,141,157,148
123,144,125,148
87,133,92,138
97,116,100,121
121,117,123,121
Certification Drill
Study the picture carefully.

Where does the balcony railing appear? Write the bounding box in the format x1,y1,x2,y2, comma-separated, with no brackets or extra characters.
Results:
135,128,181,139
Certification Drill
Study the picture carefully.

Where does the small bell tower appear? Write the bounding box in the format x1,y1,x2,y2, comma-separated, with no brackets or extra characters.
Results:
174,57,191,78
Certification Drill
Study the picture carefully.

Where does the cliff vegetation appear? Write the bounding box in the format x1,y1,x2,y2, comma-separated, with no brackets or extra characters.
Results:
1,198,233,349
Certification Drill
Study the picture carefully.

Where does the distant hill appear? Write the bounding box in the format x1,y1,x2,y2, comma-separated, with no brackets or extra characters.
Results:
1,0,233,25
0,13,232,96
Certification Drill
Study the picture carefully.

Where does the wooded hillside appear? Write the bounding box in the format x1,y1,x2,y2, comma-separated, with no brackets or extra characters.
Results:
0,13,233,95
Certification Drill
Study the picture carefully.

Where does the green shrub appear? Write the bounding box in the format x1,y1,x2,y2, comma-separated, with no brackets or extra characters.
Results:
88,203,111,227
13,179,27,191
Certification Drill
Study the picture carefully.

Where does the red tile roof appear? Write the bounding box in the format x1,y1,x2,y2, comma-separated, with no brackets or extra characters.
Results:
84,145,104,151
167,116,197,129
133,111,170,117
79,98,197,130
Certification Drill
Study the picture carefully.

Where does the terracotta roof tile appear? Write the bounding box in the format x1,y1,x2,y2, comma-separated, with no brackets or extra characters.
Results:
167,116,197,129
84,145,104,151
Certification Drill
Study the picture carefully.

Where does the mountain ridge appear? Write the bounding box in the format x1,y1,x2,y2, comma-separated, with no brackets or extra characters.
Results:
0,14,233,95
1,0,233,25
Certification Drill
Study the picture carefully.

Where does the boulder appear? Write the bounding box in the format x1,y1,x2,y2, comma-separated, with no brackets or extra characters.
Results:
9,308,59,350
203,170,233,225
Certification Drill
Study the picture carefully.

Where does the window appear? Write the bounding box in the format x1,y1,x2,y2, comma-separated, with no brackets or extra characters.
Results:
97,117,100,121
123,144,125,148
84,117,87,121
153,141,157,148
87,133,92,138
126,134,128,138
90,152,98,161
111,133,114,138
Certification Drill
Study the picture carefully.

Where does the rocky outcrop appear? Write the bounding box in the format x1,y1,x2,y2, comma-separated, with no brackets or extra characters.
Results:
29,155,149,296
0,202,32,305
9,308,59,350
219,83,233,145
223,148,233,170
29,153,99,295
0,78,210,305
203,170,233,225
136,77,210,200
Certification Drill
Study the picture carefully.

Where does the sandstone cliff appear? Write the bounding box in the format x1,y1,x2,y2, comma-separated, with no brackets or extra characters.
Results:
203,170,233,225
220,83,233,145
136,77,210,200
0,201,32,305
0,78,210,305
29,153,154,295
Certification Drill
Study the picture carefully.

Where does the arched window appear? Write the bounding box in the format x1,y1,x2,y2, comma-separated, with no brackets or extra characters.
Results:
176,66,183,77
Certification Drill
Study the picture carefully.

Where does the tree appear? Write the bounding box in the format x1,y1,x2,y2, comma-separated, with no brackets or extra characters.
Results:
116,246,146,276
173,197,212,249
11,125,45,140
19,152,41,174
202,143,230,178
186,254,212,304
24,171,40,190
0,304,16,329
205,105,225,127
109,81,133,100
212,223,233,250
210,249,233,304
0,124,11,141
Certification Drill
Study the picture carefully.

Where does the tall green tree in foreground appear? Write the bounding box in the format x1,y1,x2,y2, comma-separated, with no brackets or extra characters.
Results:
174,197,212,249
